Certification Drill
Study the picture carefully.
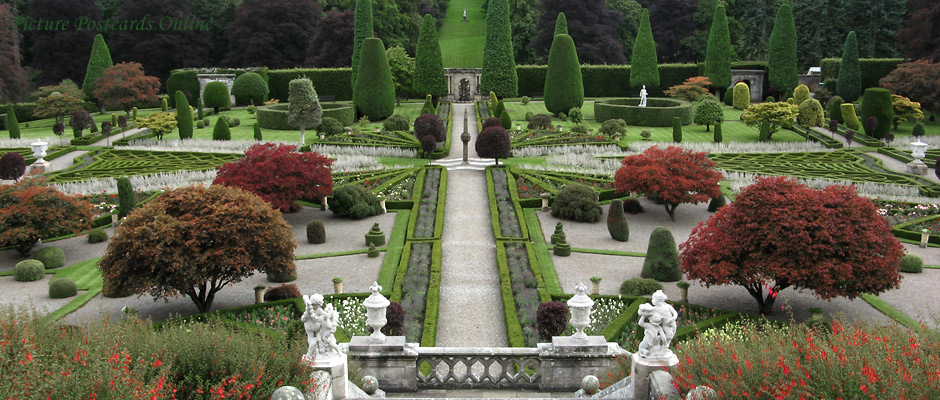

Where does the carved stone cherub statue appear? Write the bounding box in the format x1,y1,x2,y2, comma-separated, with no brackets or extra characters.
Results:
636,290,677,359
302,293,343,361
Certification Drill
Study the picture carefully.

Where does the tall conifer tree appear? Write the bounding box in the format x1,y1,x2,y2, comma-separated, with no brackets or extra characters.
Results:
630,9,659,90
83,34,114,104
837,31,861,102
767,4,798,93
481,0,518,98
703,5,731,95
351,0,374,90
412,15,447,104
543,34,583,115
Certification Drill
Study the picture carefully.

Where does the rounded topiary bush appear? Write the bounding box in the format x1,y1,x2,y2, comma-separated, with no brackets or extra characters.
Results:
0,152,27,181
382,301,405,336
330,184,382,219
599,118,627,137
528,113,553,130
383,114,410,132
732,82,750,110
619,278,663,296
49,278,78,298
827,96,844,123
623,198,644,214
34,247,65,269
306,220,326,244
536,301,569,341
900,254,923,273
14,260,46,282
797,99,824,127
551,183,602,223
264,283,302,301
414,113,445,142
203,81,231,113
641,227,682,282
482,117,502,130
87,229,108,243
860,88,893,139
318,117,344,136
231,72,269,106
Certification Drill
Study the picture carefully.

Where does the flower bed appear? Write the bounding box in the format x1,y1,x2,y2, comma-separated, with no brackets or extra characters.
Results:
82,190,158,216
488,168,526,239
892,214,940,244
500,242,545,347
874,199,940,226
411,168,443,239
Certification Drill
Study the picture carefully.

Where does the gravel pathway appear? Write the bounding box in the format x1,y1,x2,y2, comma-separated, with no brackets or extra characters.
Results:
435,103,508,347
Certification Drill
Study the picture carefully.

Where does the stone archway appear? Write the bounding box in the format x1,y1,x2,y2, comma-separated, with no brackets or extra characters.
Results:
444,68,483,102
731,70,766,103
458,79,471,102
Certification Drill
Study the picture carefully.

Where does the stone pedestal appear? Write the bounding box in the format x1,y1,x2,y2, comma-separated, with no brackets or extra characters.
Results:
630,352,678,400
538,337,627,392
907,160,929,175
29,161,51,176
347,339,418,392
310,354,349,399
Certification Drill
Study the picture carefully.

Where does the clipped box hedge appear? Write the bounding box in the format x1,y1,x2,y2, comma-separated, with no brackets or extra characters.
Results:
820,58,904,91
594,97,693,126
515,64,703,99
256,102,356,130
892,215,940,245
267,68,353,102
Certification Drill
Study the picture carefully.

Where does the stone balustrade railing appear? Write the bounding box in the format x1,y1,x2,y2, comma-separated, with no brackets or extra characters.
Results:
415,346,542,389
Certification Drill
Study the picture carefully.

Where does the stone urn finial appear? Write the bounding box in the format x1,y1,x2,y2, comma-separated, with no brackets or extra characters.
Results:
363,282,391,343
567,282,595,340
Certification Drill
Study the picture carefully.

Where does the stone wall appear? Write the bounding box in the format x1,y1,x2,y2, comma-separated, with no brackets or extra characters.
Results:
444,68,482,102
197,74,236,106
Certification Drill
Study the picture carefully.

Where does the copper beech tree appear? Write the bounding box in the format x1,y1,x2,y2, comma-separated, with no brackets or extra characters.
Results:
99,185,297,313
614,146,723,220
680,177,904,315
0,178,95,255
92,62,160,116
212,143,333,212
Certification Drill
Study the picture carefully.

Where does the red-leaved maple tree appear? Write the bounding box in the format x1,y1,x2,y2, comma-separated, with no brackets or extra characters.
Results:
0,178,95,255
213,143,333,212
99,185,297,312
92,62,160,116
614,146,723,220
680,176,904,315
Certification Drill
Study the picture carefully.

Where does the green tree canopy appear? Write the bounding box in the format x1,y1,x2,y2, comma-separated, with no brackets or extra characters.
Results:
543,34,584,115
351,0,374,90
767,4,798,93
481,0,518,98
630,8,659,90
82,34,113,103
412,15,447,102
837,31,861,102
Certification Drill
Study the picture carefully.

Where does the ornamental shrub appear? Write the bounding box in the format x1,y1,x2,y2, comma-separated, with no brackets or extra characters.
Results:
673,117,682,143
264,283,302,301
551,183,602,223
837,31,861,102
483,117,502,129
794,84,810,106
619,277,662,296
570,124,588,134
421,94,435,115
49,278,77,298
623,198,644,214
231,72,269,106
723,88,733,106
525,111,534,121
34,247,65,269
253,123,262,140
196,120,204,129
414,113,445,142
175,91,193,140
827,96,845,123
353,38,396,121
493,100,506,121
841,103,861,130
382,301,406,336
318,117,344,136
1,180,95,255
116,176,134,219
6,104,20,139
14,260,45,282
900,254,923,273
860,88,893,139
693,97,723,131
568,107,583,124
0,152,26,181
475,126,511,165
630,9,659,89
714,123,723,143
641,227,682,282
499,110,512,130
383,114,410,132
306,220,326,244
707,193,726,212
528,113,553,130
797,99,825,127
331,184,382,219
913,121,926,138
607,199,629,242
543,34,584,115
536,302,569,342
599,118,627,136
732,82,750,110
203,81,231,114
87,229,108,243
212,115,231,141
758,120,771,142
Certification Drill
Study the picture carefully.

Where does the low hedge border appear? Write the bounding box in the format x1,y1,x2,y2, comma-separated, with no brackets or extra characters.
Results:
431,102,453,160
788,125,844,149
0,145,76,165
421,242,442,347
496,242,527,347
70,126,131,146
257,102,356,130
859,293,922,331
600,297,646,342
295,247,382,260
523,209,563,297
112,129,158,146
378,209,411,291
594,98,693,126
486,167,529,240
892,214,940,245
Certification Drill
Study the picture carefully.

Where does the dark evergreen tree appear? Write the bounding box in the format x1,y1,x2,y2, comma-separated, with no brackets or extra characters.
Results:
222,0,319,69
767,4,798,94
306,10,355,67
704,5,732,94
637,0,697,62
837,31,861,103
860,88,893,140
793,0,844,71
0,4,27,103
553,12,568,35
898,0,940,62
82,34,113,103
412,15,447,104
543,34,584,116
175,91,193,140
351,0,374,90
530,0,626,65
481,0,518,98
727,0,777,61
510,0,541,64
353,38,396,120
841,0,906,59
188,0,236,66
606,0,643,63
116,176,135,220
630,9,659,90
26,0,98,85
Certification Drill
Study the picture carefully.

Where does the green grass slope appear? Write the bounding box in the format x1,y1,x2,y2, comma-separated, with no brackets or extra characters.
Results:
438,0,486,68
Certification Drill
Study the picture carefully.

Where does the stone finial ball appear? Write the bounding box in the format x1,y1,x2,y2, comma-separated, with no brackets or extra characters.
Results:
361,375,379,394
270,386,305,400
581,375,600,395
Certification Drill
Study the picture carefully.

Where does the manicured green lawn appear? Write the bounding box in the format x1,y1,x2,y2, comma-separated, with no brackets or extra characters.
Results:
11,108,165,140
438,0,486,68
893,112,940,137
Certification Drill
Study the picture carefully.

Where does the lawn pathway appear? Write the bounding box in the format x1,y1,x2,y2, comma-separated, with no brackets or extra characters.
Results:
434,103,508,346
437,0,486,68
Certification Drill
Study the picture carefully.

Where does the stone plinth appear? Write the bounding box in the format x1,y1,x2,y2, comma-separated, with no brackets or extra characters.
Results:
538,337,628,392
310,354,349,400
630,352,678,400
348,336,406,352
29,161,51,176
907,160,929,175
347,339,419,392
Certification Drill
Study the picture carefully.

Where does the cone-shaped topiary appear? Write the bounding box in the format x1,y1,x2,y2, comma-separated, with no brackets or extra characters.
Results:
551,222,564,244
6,104,20,139
768,4,798,94
543,34,584,116
641,227,682,282
553,232,571,256
551,183,602,222
413,15,447,105
306,220,326,244
837,31,861,102
860,88,893,139
351,0,374,91
175,91,193,139
353,38,396,121
630,9,659,89
421,94,436,115
758,120,771,142
83,34,113,102
494,100,506,121
87,229,108,243
35,247,65,269
733,82,750,110
368,243,380,258
116,176,134,219
203,81,231,114
213,115,231,141
723,88,734,106
900,254,923,273
14,260,45,282
481,0,518,98
253,123,263,141
553,12,568,36
365,223,385,246
49,278,77,298
704,5,732,92
713,123,723,143
673,117,682,143
827,96,844,123
607,199,629,242
841,103,860,130
499,109,512,130
707,193,726,212
794,84,810,106
536,301,569,341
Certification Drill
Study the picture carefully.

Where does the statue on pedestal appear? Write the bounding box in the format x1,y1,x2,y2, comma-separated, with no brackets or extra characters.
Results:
639,85,648,107
636,290,677,359
302,293,343,361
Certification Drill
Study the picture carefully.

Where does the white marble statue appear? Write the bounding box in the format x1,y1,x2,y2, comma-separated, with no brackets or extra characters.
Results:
302,293,343,361
636,290,677,358
639,85,648,107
